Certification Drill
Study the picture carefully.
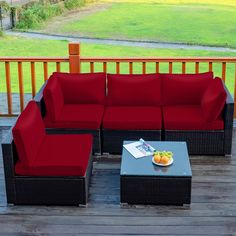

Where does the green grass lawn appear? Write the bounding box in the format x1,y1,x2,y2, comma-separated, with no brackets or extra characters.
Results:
0,36,236,94
57,0,236,48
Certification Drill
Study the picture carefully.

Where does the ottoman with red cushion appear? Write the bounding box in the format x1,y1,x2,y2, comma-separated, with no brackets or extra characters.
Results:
2,101,93,205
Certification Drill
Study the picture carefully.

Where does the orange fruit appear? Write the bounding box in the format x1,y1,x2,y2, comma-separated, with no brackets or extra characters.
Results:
154,154,161,163
160,155,169,165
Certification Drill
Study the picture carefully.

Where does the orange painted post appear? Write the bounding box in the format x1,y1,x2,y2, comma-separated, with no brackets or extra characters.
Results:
18,62,24,112
69,43,80,73
156,62,159,73
142,62,146,74
195,62,199,73
182,62,186,74
56,62,61,72
234,64,236,118
222,62,226,82
116,62,120,74
169,62,173,74
43,62,48,82
30,62,36,97
209,62,213,72
5,62,12,115
103,62,107,73
90,62,94,73
129,62,133,74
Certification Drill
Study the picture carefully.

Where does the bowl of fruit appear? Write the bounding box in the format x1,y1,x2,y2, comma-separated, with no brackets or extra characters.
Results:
152,151,173,166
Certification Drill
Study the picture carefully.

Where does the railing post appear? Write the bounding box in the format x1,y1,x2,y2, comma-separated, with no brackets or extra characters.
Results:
69,43,81,73
234,64,236,118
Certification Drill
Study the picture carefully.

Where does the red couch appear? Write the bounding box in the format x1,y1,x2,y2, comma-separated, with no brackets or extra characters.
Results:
2,101,93,205
35,71,234,155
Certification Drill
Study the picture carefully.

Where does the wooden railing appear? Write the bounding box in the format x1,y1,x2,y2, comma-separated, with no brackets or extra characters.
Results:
0,43,236,117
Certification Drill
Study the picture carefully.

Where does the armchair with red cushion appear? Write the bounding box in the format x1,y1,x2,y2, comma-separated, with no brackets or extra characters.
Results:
2,101,93,205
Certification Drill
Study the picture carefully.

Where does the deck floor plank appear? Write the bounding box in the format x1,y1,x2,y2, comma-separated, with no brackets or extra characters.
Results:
0,128,236,235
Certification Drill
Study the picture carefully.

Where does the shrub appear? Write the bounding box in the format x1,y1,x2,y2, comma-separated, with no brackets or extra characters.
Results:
16,0,64,29
64,0,85,10
16,7,40,29
16,0,94,29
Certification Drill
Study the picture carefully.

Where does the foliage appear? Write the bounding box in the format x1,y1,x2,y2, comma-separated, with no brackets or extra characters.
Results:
0,1,10,13
0,1,10,30
16,0,94,29
64,0,86,10
16,0,64,29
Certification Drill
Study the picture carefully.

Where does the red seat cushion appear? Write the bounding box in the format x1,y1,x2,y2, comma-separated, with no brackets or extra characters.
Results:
12,101,45,166
43,78,64,121
161,72,213,105
103,106,162,130
52,72,106,104
201,77,227,122
44,104,104,129
15,134,92,177
163,105,224,130
107,74,161,106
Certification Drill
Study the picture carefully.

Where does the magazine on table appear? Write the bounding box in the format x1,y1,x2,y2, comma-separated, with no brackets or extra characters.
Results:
123,138,156,158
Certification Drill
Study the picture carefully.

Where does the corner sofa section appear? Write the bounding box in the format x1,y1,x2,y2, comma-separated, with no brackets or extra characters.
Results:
161,73,233,155
36,72,106,154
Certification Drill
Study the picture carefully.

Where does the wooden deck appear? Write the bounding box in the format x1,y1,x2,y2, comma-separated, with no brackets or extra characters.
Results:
0,126,236,235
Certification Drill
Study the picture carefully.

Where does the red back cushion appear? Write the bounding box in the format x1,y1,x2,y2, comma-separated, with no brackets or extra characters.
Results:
201,77,227,122
43,77,64,121
107,74,161,106
12,101,45,166
161,72,213,105
52,72,106,104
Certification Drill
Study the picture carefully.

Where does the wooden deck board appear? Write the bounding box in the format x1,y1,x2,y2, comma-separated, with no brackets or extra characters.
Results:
0,128,236,235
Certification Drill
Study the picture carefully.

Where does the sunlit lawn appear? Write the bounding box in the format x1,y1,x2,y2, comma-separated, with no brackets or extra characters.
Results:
56,0,236,48
0,36,236,94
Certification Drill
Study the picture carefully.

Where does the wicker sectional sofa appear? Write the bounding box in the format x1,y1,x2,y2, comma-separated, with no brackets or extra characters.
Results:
35,71,234,155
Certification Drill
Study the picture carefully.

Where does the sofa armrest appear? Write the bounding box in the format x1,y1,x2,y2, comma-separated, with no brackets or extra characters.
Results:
223,81,234,105
34,81,48,118
1,130,17,203
223,83,234,155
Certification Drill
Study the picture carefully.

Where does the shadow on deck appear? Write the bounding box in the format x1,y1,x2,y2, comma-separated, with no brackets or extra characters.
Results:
0,124,236,235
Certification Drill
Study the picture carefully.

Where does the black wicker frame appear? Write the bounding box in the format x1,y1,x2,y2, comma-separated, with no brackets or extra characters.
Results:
120,176,191,205
1,131,93,206
34,83,102,154
102,130,162,154
164,82,234,155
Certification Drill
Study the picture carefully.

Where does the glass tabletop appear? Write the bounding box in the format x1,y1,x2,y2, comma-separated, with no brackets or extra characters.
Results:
121,141,192,177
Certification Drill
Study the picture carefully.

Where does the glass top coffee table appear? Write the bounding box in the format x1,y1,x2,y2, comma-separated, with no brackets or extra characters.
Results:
120,141,192,205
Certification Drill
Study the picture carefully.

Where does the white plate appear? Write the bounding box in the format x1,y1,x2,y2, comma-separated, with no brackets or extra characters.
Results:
152,156,174,167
